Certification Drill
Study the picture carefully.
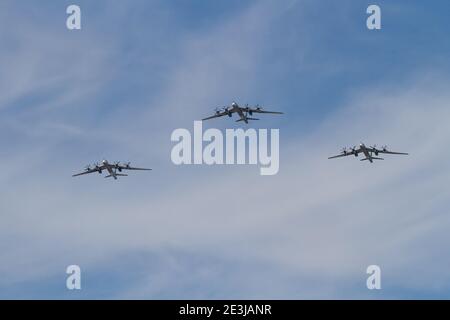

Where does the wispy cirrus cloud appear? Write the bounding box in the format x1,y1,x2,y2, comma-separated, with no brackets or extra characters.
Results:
2,71,450,298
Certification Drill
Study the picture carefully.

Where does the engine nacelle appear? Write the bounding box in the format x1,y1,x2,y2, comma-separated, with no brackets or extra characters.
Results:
118,168,122,172
354,153,358,157
249,111,253,116
98,170,102,174
228,112,232,117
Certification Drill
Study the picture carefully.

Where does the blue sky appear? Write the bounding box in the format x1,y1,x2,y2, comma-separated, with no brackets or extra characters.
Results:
1,0,450,299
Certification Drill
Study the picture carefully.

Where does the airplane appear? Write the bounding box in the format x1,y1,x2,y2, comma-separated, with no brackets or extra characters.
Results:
72,160,151,180
328,143,408,163
202,102,283,124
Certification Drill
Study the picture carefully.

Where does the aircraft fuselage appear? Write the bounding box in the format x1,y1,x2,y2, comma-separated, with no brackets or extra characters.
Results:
230,103,248,123
360,144,373,163
102,160,117,179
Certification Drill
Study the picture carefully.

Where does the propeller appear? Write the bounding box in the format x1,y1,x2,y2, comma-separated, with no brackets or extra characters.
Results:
255,104,262,110
85,165,91,171
341,147,348,154
92,162,102,174
369,144,380,155
382,145,388,152
114,161,124,172
124,162,131,168
242,104,252,115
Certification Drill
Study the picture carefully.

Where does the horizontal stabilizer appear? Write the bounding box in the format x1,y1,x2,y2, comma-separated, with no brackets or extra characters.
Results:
360,157,384,161
236,118,259,122
105,174,128,178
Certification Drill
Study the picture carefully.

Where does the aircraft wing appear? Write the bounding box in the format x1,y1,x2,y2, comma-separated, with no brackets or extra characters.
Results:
247,107,283,114
121,166,152,171
328,153,352,159
115,163,152,171
72,166,103,177
377,149,409,155
202,110,230,121
328,148,361,159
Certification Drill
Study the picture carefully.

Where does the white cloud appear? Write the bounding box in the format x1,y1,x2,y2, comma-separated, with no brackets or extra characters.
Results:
2,71,450,298
1,1,450,298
